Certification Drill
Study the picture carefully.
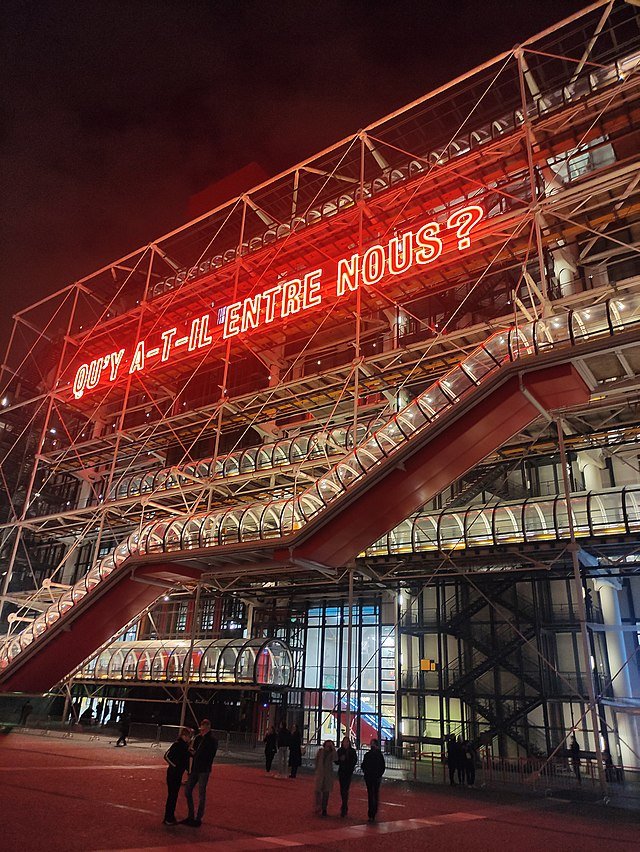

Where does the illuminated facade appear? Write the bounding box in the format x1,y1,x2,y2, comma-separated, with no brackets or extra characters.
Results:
1,1,640,769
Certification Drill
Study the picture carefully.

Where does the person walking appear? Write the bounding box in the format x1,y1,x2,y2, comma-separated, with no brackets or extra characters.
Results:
182,719,218,827
336,736,358,816
115,712,130,746
289,723,303,778
570,735,581,784
275,720,291,777
163,727,191,825
361,738,385,823
314,740,336,816
264,725,277,775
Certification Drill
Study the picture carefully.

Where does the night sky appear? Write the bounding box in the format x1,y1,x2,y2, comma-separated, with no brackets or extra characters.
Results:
1,0,588,346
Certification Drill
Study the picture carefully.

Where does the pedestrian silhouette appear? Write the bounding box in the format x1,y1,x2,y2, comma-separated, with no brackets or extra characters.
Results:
361,738,386,823
19,701,33,726
115,712,130,746
275,720,290,777
336,736,357,816
264,725,277,774
289,723,303,778
463,740,476,786
570,735,581,784
163,727,191,825
446,735,459,786
182,719,218,827
314,740,336,816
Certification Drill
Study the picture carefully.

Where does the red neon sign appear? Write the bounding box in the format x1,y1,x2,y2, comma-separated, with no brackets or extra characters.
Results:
71,205,484,400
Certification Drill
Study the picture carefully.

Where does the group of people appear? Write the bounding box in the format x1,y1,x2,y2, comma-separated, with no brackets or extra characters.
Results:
163,719,387,828
446,735,477,786
263,720,303,777
263,723,386,821
163,719,218,827
314,736,386,822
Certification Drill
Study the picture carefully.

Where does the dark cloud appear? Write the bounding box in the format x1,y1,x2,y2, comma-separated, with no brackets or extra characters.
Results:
1,0,586,342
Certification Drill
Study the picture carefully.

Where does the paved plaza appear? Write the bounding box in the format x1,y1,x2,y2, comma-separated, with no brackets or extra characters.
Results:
0,732,638,851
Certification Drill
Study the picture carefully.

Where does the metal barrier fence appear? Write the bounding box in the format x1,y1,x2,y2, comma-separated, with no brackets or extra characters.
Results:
411,751,640,794
3,719,260,752
478,754,638,791
6,721,640,800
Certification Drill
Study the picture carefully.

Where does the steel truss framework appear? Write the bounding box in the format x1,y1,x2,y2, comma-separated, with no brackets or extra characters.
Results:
1,1,640,767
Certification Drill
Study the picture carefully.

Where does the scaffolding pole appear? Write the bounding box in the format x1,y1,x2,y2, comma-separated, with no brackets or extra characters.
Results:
179,581,202,729
556,416,608,797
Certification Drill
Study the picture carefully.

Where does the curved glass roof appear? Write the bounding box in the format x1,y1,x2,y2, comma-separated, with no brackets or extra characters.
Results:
76,637,293,687
2,292,640,673
364,485,640,555
109,418,380,501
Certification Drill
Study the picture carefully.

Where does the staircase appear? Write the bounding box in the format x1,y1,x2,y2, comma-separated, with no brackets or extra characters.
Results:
444,577,546,755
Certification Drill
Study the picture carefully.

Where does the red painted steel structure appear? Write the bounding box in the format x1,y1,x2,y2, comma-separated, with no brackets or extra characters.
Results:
2,563,201,694
287,364,589,568
0,360,588,694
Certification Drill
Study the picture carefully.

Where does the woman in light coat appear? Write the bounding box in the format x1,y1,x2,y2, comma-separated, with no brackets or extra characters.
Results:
314,740,336,816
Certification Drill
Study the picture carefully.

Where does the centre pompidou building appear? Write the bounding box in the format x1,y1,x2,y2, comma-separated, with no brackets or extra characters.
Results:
1,1,640,774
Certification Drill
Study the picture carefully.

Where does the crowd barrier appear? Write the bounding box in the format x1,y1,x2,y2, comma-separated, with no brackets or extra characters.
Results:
6,720,640,799
411,751,640,794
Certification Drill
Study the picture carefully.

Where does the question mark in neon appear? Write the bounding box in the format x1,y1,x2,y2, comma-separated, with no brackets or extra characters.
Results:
447,205,484,251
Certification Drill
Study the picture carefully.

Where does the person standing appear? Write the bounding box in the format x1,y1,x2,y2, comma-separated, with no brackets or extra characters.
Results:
446,735,458,786
275,720,291,777
336,736,358,816
264,725,277,775
463,740,476,786
361,738,385,823
19,701,33,727
456,736,466,785
115,712,130,746
314,740,336,816
182,719,218,827
603,747,615,782
289,723,303,778
163,727,191,825
570,735,581,784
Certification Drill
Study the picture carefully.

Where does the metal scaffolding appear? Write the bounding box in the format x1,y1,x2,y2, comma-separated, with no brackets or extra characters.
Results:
1,1,640,768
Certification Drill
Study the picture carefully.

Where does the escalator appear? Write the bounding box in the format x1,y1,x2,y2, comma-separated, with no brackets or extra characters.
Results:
1,294,638,693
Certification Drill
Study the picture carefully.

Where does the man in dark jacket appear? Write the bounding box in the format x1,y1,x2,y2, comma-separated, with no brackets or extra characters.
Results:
163,727,191,825
182,719,218,827
336,736,358,816
288,723,303,778
570,735,581,784
361,738,385,823
115,712,130,746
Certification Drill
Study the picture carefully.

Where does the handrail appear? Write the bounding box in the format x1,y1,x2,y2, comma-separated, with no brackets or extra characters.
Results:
2,292,640,673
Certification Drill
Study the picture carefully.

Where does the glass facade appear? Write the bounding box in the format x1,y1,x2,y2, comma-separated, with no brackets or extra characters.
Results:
293,602,396,746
